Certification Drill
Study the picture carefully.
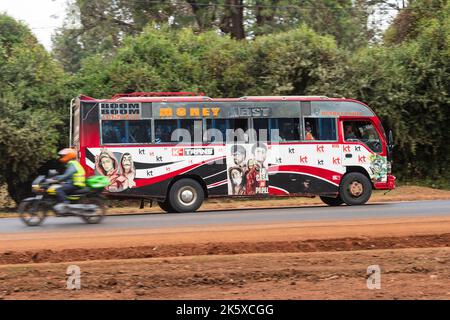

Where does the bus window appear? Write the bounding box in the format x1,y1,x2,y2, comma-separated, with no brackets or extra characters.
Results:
155,119,199,143
253,118,300,142
206,118,249,143
102,120,152,144
206,119,227,143
343,120,382,153
304,118,337,141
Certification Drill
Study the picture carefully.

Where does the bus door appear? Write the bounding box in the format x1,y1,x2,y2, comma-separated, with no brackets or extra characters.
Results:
340,119,386,178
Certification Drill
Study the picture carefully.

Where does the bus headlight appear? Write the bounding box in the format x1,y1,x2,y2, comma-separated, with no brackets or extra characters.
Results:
387,161,392,174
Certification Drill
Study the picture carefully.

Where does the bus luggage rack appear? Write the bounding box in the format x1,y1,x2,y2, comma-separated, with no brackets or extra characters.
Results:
111,92,205,99
239,95,329,100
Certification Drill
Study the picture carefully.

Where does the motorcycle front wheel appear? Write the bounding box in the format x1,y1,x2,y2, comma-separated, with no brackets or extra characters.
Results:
79,197,106,224
18,200,48,227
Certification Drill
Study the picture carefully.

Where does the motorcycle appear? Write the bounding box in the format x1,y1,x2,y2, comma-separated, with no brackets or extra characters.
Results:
18,171,110,226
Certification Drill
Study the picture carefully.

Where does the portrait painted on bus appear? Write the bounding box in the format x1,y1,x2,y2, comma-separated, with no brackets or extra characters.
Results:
228,145,247,195
250,142,269,195
227,143,269,196
117,152,136,190
95,148,136,192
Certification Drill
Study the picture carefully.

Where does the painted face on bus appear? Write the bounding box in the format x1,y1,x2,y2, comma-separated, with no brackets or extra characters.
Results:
100,156,115,174
247,159,255,169
233,151,246,166
122,153,133,173
254,147,267,163
230,168,243,186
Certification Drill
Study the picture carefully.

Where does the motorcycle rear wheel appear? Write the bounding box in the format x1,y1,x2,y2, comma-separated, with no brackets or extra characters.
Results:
18,200,48,226
79,197,106,224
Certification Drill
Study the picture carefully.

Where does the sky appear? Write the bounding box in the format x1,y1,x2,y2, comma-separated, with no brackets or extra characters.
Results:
0,0,67,50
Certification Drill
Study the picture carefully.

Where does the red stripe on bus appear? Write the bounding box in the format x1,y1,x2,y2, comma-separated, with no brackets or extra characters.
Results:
207,179,228,188
268,186,290,195
268,165,342,184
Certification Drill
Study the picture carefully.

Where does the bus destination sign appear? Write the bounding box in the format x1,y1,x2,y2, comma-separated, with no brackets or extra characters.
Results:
100,103,141,120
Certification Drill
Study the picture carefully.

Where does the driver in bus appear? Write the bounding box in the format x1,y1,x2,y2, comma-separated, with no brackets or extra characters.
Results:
51,148,86,213
344,124,358,140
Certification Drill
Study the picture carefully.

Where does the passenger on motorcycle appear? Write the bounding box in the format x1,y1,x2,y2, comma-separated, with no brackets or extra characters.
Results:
51,148,86,213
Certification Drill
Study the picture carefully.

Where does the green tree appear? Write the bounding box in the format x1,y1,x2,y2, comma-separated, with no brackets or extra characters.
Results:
316,0,450,182
74,26,255,98
0,14,69,202
249,25,343,95
0,97,62,203
74,24,340,98
53,0,381,73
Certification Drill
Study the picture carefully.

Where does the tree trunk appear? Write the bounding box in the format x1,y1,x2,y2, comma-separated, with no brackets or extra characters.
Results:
221,0,245,39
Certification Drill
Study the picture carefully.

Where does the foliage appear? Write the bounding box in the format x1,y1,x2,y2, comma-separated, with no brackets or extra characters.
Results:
74,25,341,98
52,0,379,73
318,0,450,179
0,97,62,201
0,14,69,202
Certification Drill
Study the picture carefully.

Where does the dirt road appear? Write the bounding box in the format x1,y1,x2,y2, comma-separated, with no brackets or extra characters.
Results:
0,209,449,299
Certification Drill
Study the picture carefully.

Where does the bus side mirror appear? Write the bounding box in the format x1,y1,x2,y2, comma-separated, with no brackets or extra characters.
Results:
388,130,394,149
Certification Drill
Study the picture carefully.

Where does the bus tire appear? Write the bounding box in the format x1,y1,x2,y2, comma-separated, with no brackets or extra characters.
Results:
157,200,175,213
168,179,204,213
320,195,344,206
339,172,372,205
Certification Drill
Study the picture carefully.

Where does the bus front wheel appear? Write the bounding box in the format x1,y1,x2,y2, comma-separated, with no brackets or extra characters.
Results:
320,195,344,206
168,178,204,213
339,172,372,205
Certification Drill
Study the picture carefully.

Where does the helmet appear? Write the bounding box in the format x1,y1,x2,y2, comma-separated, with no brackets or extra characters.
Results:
58,148,77,163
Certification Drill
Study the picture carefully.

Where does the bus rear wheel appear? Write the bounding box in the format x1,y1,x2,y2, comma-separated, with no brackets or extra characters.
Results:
168,178,204,213
320,195,344,206
339,172,372,205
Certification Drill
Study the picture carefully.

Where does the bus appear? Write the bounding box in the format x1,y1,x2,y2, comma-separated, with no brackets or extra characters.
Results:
70,92,396,213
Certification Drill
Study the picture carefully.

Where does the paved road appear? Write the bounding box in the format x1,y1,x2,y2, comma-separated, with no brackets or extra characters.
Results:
1,200,449,234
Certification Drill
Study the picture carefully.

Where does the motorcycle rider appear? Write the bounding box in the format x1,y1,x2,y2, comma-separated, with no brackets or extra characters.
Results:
52,148,86,213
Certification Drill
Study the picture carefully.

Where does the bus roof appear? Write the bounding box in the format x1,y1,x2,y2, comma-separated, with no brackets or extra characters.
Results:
78,93,376,118
78,93,365,105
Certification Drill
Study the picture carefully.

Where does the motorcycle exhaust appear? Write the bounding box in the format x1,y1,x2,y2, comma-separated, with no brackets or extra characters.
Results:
54,203,98,215
67,204,98,213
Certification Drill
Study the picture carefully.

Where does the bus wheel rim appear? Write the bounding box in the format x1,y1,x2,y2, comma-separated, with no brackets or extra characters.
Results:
349,181,363,197
179,187,196,206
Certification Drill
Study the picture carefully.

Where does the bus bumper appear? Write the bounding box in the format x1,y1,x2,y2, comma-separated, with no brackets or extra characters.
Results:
374,175,396,190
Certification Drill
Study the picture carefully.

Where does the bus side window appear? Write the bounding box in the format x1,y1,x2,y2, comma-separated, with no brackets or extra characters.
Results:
155,119,199,143
205,118,250,143
127,120,152,143
253,118,300,142
253,118,269,142
206,119,227,143
303,118,337,141
102,120,125,144
272,118,300,142
101,120,152,144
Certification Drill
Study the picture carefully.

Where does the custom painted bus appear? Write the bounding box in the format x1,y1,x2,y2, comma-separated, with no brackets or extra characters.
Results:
71,92,396,213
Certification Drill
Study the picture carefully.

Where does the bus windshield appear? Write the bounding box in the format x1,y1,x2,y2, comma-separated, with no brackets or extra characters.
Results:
343,120,382,153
